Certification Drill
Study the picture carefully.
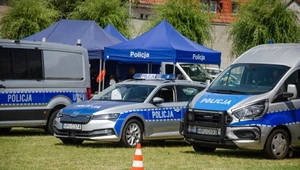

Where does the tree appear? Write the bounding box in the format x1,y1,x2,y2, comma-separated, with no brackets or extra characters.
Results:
69,0,131,38
142,0,213,45
229,0,300,58
0,0,60,40
48,0,84,19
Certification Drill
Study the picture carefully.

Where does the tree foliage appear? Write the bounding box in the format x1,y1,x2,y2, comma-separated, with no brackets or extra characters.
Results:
0,0,60,40
143,0,212,45
48,0,84,19
229,0,300,58
69,0,131,38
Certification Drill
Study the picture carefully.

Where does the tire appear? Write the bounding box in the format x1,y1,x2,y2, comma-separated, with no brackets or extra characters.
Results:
0,128,12,134
45,110,60,135
193,144,216,153
121,119,143,147
61,138,84,145
264,128,290,159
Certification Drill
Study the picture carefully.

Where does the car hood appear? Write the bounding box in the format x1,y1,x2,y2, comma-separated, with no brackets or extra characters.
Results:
192,92,251,111
61,100,137,116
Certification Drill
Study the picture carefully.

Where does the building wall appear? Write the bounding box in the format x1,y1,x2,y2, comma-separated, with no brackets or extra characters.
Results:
287,1,300,23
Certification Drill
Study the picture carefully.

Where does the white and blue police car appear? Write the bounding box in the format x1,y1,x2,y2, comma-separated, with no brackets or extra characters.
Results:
54,74,205,147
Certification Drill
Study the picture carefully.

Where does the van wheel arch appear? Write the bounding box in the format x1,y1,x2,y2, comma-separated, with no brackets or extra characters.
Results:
45,104,66,135
263,126,291,159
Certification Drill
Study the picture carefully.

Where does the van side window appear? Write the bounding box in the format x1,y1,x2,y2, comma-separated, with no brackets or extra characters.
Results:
0,48,42,80
43,51,84,80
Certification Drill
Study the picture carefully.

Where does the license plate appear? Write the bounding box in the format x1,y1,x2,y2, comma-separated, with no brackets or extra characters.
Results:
62,123,82,130
196,127,218,136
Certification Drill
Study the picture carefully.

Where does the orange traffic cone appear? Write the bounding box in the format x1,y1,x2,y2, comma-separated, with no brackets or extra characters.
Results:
131,143,144,170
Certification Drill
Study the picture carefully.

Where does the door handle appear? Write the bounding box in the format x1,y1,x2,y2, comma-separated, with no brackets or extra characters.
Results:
0,84,6,88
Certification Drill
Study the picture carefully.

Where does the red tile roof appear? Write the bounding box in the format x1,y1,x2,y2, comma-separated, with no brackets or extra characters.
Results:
138,0,165,5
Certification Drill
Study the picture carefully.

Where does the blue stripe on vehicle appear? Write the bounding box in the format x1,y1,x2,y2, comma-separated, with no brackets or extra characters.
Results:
230,109,300,127
113,107,185,137
193,92,251,111
0,91,87,106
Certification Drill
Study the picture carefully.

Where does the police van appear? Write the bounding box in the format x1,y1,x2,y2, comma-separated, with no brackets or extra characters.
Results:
0,39,91,134
181,43,300,159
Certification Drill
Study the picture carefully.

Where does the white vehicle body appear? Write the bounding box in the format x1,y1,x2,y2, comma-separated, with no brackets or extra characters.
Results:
160,62,212,82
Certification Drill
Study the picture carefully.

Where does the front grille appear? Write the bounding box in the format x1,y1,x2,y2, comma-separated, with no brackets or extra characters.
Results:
192,110,232,127
60,115,92,124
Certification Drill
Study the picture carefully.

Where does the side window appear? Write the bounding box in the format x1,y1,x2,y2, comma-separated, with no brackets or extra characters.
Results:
153,86,174,103
165,64,185,80
0,48,42,80
44,51,83,80
273,70,300,103
0,48,12,80
176,85,204,102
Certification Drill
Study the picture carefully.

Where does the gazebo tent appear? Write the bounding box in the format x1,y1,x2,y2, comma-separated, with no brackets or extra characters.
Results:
23,19,121,60
104,19,221,65
104,24,128,42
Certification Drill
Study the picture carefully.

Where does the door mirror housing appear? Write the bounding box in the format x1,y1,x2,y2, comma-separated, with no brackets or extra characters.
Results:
152,97,164,104
287,84,297,99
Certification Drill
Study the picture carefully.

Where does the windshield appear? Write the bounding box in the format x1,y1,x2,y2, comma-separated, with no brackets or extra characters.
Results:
206,68,222,76
180,64,211,82
92,84,156,102
207,64,289,95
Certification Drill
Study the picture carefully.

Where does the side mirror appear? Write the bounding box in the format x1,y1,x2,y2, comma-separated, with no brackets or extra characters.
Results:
152,97,164,104
287,84,297,99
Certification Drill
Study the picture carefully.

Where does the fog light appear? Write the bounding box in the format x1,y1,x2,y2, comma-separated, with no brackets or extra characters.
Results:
90,129,114,136
188,113,195,121
233,129,260,140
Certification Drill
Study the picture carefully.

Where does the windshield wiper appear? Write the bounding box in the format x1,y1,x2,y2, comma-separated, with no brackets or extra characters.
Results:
215,89,248,94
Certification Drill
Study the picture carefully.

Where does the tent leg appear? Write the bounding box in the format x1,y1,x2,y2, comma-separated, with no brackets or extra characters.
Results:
102,62,106,91
148,62,152,73
98,59,102,93
173,63,176,75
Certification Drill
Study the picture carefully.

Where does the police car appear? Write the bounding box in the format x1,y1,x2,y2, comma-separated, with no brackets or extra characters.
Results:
53,74,205,147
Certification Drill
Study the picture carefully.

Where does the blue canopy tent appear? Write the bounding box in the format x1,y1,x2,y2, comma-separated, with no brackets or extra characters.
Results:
104,19,221,65
104,24,128,42
23,19,122,92
23,19,121,59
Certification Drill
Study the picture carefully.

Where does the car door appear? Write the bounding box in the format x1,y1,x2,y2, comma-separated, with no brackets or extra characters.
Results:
146,84,204,139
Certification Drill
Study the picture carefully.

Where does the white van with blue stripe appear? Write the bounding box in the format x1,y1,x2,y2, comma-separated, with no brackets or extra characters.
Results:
0,39,91,135
181,43,300,159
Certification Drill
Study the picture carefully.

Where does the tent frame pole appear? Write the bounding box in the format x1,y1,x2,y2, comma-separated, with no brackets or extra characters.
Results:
102,62,106,91
98,59,102,93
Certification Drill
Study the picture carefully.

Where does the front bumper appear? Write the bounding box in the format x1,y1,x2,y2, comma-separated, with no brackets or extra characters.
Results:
183,125,263,150
181,109,265,151
53,117,120,142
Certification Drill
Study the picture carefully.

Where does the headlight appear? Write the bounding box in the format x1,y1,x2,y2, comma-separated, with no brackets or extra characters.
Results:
92,113,120,120
232,100,268,120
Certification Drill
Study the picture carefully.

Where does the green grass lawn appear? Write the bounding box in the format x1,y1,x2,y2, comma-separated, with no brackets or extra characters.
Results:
0,128,300,170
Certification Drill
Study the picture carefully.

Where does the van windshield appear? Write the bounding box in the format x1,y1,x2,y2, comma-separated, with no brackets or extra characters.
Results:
180,64,211,82
207,64,289,95
92,84,156,102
